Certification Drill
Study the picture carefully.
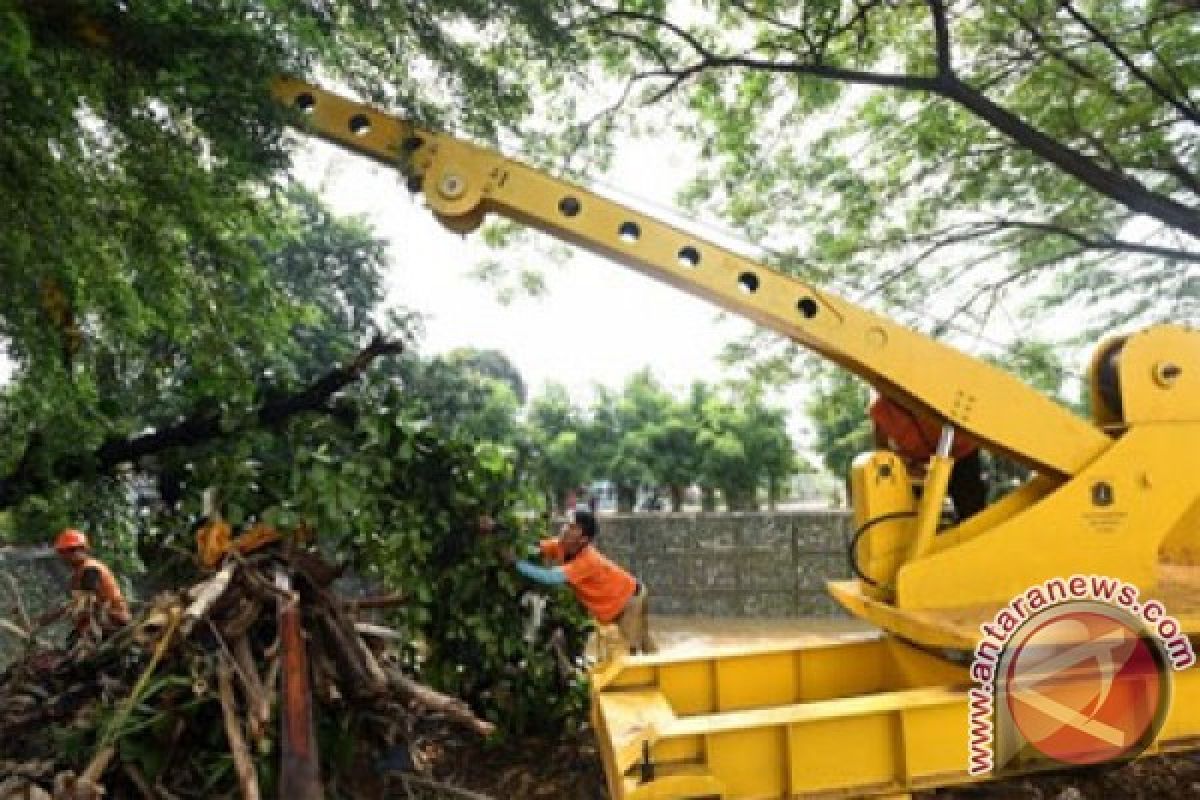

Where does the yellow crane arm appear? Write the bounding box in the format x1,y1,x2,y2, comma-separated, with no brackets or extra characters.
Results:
272,77,1110,478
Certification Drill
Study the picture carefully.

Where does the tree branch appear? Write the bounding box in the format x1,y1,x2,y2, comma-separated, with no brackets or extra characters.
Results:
0,334,404,510
586,3,1200,240
982,217,1200,262
1060,1,1200,128
927,0,953,77
936,72,1200,239
929,246,1088,338
589,6,941,92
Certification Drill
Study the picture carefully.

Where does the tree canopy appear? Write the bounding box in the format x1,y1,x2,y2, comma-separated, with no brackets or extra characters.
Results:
551,0,1198,380
526,373,802,512
0,1,586,740
0,0,572,518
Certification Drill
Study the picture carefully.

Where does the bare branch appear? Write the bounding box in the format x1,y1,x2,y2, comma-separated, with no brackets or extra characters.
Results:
557,73,637,171
726,0,811,42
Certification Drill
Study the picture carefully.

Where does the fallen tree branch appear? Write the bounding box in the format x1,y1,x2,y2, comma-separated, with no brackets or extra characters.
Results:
0,617,31,641
218,657,261,800
385,668,496,737
340,592,406,613
232,635,270,741
354,622,407,642
0,334,405,511
182,561,236,636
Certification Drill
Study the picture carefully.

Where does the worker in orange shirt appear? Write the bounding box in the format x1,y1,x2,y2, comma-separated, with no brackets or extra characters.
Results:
486,509,654,654
869,395,988,521
38,529,131,640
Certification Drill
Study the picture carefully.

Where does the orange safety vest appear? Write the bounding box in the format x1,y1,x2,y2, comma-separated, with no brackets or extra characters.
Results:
540,539,637,624
70,557,131,632
869,396,977,463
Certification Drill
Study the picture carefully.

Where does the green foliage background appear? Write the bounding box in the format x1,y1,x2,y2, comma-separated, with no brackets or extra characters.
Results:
0,0,589,743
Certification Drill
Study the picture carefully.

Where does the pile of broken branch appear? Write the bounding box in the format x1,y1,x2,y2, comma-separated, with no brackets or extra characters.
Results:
0,549,495,800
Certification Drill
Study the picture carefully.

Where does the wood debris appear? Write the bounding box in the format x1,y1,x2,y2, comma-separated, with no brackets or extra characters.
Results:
0,549,494,799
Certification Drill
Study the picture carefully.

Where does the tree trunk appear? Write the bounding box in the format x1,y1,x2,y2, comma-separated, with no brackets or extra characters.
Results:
617,484,636,513
724,486,758,511
701,486,716,512
669,485,684,512
766,476,781,511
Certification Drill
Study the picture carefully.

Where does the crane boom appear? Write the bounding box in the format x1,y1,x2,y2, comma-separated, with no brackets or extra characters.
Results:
272,77,1109,478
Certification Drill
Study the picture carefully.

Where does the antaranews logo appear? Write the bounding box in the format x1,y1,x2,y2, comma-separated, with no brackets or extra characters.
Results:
967,575,1196,776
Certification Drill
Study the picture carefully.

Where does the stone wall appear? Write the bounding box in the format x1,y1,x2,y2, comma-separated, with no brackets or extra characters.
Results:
0,511,854,665
598,510,852,617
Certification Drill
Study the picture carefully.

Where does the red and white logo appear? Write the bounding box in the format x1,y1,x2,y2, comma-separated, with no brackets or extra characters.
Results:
996,602,1168,769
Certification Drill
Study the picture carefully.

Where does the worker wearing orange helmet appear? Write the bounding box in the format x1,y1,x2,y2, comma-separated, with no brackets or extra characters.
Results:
37,528,131,637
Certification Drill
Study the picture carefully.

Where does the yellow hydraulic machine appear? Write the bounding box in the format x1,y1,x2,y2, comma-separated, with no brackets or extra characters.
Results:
269,78,1200,798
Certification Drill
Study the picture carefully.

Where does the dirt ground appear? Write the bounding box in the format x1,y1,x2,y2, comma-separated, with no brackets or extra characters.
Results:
433,735,1200,799
925,754,1200,799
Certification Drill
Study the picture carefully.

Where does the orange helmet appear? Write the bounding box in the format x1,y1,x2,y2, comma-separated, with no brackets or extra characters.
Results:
54,528,88,552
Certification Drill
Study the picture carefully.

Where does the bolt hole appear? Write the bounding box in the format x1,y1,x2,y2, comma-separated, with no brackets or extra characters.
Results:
678,246,700,268
559,197,582,217
295,92,316,113
348,114,371,136
738,272,760,293
797,297,818,318
619,221,641,243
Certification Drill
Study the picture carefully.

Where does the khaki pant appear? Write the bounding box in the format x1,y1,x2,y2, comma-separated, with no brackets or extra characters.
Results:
614,583,655,655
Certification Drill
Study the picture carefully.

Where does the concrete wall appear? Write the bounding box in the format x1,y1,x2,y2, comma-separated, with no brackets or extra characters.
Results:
598,510,852,617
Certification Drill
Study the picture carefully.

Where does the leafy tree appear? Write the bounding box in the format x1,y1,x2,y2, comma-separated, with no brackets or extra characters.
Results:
643,400,704,511
806,368,874,493
574,1,1198,340
694,382,799,511
0,1,573,520
526,383,591,511
588,369,678,512
443,347,529,405
0,2,589,744
749,396,803,509
696,399,757,511
2,185,392,555
686,381,722,511
396,352,525,449
587,386,646,513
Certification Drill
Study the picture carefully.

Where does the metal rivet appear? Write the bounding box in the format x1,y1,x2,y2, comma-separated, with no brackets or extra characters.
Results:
439,174,466,200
